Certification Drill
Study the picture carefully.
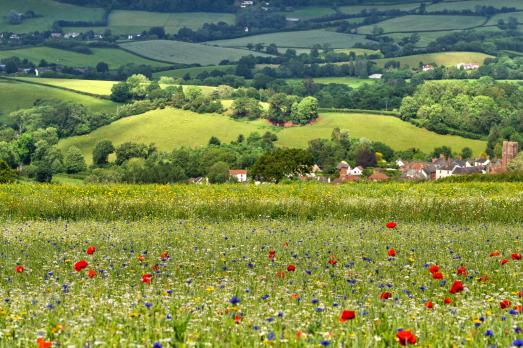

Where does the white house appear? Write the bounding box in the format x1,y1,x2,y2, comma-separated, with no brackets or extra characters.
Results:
422,64,434,72
229,169,248,183
456,63,480,70
350,166,363,176
369,74,383,79
396,159,405,168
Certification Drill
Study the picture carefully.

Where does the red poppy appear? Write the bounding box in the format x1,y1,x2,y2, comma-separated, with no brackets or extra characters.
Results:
444,297,452,305
37,338,52,348
500,259,509,265
449,280,464,294
388,249,396,257
287,264,296,272
380,291,392,300
74,260,88,272
87,269,97,278
86,246,96,255
511,253,522,260
15,265,24,273
478,275,489,282
432,272,443,280
386,221,397,229
428,265,440,274
339,310,356,322
500,300,511,309
396,330,417,346
234,315,241,324
518,290,523,298
490,251,500,257
425,301,433,309
291,293,300,299
268,249,276,260
456,266,467,276
142,273,152,284
328,256,337,265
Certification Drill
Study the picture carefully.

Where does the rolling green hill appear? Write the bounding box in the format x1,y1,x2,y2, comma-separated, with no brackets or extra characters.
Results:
0,78,118,123
59,107,486,163
205,29,373,49
152,65,236,79
375,52,493,68
0,0,104,33
120,40,270,65
0,47,168,68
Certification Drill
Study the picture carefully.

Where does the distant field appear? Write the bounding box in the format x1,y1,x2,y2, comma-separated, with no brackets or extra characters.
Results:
59,108,485,163
487,11,523,25
206,29,372,49
287,77,376,88
15,77,217,96
0,79,117,122
427,0,523,11
0,47,168,68
358,15,487,34
0,0,104,33
375,51,493,68
384,30,462,47
275,6,336,20
153,65,236,79
339,3,421,14
120,40,270,65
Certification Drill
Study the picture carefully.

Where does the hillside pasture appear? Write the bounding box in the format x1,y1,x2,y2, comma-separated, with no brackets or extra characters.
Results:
374,51,493,68
357,15,487,34
486,11,523,25
427,0,523,12
0,79,117,123
0,47,169,68
152,65,236,79
120,40,270,65
274,6,336,20
59,108,485,163
287,77,376,88
0,0,104,33
205,30,373,49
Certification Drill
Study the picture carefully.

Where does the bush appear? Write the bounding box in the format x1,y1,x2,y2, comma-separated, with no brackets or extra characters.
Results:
0,160,17,183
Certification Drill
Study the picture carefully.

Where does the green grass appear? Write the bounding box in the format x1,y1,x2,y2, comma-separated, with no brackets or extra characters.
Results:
374,52,493,68
0,79,117,122
339,3,421,15
205,29,373,49
358,15,487,34
58,108,485,163
0,47,169,69
120,40,270,65
0,0,104,33
487,11,523,25
275,6,337,20
287,77,376,88
152,65,236,79
427,0,523,12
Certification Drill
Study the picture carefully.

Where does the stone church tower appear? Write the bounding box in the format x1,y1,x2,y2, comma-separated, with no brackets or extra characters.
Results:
502,141,518,168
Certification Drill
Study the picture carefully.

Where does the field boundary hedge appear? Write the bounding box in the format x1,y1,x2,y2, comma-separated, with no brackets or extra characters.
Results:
319,108,400,116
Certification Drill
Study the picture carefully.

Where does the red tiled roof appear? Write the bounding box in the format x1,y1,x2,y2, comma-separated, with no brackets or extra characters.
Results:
229,170,247,175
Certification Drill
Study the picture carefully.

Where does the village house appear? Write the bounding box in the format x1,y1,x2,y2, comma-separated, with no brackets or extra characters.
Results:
229,169,248,183
369,73,383,79
456,63,480,70
368,172,390,182
422,64,434,72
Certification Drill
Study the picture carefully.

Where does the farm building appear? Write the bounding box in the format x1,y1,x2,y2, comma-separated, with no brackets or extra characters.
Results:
229,169,248,183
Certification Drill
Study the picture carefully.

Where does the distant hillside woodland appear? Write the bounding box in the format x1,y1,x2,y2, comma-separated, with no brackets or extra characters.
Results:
55,0,390,12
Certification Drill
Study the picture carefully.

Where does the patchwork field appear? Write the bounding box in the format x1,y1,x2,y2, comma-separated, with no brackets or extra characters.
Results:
426,0,523,11
358,15,487,34
487,12,523,25
0,0,104,33
120,40,270,65
0,79,117,123
375,52,493,68
58,108,486,163
205,30,373,49
0,47,168,69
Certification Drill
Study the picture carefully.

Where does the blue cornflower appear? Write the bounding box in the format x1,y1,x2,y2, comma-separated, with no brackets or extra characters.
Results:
145,302,152,308
512,340,523,347
484,330,494,337
267,332,275,340
261,294,269,300
229,296,240,305
320,340,331,346
153,342,162,348
311,298,319,304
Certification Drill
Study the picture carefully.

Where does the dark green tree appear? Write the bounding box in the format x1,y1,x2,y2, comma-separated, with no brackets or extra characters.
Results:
92,140,115,166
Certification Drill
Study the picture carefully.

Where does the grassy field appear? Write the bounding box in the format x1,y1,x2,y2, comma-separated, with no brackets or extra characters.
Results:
375,52,493,68
0,79,117,122
120,40,270,65
58,108,486,163
339,3,421,14
287,77,376,88
358,15,487,34
152,65,236,79
0,47,169,69
0,0,104,33
427,0,523,11
275,6,336,20
487,11,523,25
205,30,373,49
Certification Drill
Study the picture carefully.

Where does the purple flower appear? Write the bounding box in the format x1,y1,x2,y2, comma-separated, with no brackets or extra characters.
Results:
229,296,240,305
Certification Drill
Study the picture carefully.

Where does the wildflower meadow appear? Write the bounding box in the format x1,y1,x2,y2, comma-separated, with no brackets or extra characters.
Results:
0,183,522,347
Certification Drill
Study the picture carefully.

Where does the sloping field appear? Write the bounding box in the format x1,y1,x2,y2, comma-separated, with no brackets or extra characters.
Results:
109,10,235,34
375,51,493,68
0,79,117,122
205,30,373,49
358,15,486,34
0,0,104,33
427,0,523,11
59,108,485,163
120,40,270,65
0,47,169,68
